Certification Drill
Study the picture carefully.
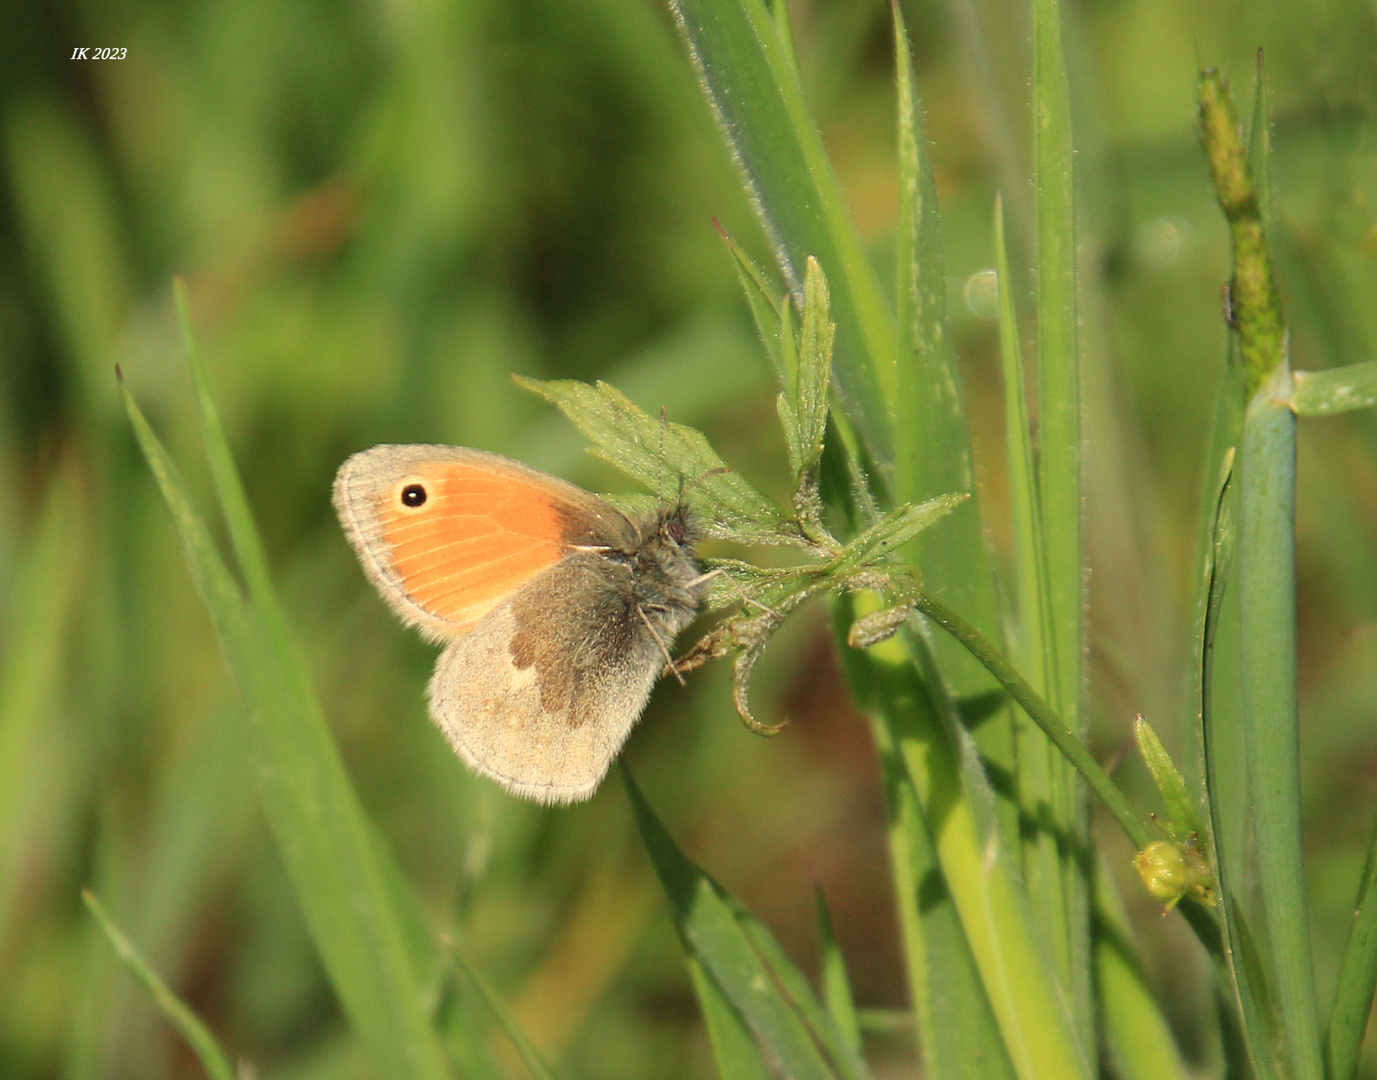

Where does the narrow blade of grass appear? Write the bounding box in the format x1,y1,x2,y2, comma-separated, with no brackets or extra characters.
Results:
623,766,840,1080
666,0,898,471
1093,876,1190,1080
0,466,81,920
1031,0,1089,1037
814,889,862,1066
688,956,774,1080
725,898,869,1080
1291,362,1377,416
450,946,558,1080
118,372,451,1080
995,190,1066,951
1198,449,1283,1080
82,890,236,1080
893,8,1014,840
1326,819,1377,1080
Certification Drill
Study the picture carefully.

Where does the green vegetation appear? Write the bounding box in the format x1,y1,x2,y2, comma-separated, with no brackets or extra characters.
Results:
3,1,1377,1078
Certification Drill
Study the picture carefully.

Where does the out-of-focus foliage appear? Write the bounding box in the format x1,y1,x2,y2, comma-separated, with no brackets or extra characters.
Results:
1,0,1376,1077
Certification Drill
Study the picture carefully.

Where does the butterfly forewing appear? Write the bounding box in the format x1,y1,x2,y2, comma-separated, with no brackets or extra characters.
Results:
334,445,632,640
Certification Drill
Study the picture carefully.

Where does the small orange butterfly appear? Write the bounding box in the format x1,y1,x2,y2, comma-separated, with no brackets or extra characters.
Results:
334,445,705,804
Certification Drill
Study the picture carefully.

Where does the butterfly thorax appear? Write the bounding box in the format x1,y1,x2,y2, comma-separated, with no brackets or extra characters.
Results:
602,503,702,635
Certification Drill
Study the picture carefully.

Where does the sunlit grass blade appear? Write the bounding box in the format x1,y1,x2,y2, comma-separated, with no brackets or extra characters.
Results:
623,766,840,1080
1326,824,1377,1080
1031,0,1088,1034
814,889,862,1066
118,371,451,1080
82,890,236,1080
666,0,898,471
866,704,1017,1080
840,596,1090,1080
1291,362,1377,416
449,945,558,1080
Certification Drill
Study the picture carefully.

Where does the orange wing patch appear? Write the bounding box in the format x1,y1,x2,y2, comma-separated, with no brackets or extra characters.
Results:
376,462,568,633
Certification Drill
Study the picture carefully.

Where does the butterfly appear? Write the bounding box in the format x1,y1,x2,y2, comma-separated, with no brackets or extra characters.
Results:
333,444,705,804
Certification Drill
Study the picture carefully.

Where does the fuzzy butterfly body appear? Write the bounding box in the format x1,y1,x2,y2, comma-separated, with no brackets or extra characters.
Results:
333,445,703,804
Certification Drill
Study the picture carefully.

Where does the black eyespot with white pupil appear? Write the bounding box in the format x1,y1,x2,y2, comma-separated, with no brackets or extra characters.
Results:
400,483,427,508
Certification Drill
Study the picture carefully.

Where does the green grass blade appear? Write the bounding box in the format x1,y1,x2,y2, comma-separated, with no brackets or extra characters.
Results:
623,766,839,1080
82,890,236,1080
1326,821,1377,1080
893,5,1013,833
1198,450,1283,1080
451,947,558,1080
666,0,898,470
865,702,1017,1080
842,598,1090,1080
0,468,81,919
1093,876,1191,1080
995,190,1065,941
1238,370,1322,1080
1291,363,1377,416
814,889,862,1066
688,956,774,1080
725,899,869,1080
118,373,451,1080
1031,0,1089,1039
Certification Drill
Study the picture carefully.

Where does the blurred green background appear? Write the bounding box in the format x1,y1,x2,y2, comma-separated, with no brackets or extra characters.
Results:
2,0,1376,1076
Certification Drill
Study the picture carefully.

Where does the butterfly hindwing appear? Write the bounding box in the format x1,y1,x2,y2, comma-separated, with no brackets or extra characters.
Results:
428,552,670,803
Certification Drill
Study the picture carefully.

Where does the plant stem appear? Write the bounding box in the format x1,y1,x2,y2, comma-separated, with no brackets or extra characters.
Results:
915,593,1150,851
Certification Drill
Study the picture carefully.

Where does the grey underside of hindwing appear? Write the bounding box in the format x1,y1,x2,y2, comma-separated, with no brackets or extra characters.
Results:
426,556,666,804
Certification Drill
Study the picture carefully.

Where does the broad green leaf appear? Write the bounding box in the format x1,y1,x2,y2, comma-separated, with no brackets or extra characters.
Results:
795,256,833,476
623,766,838,1080
666,0,898,471
829,494,967,576
516,377,800,546
83,891,236,1080
1291,363,1377,416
